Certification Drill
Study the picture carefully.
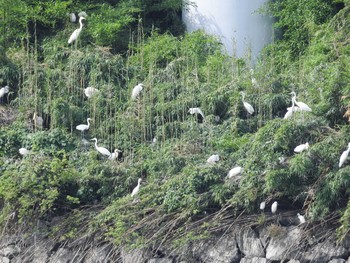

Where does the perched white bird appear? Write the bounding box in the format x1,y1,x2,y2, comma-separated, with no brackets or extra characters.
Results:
0,85,9,98
227,166,243,179
339,142,350,168
297,213,306,224
271,201,278,214
33,112,43,129
90,138,111,157
188,107,205,120
76,118,91,134
260,201,266,210
207,154,219,164
78,11,88,18
294,142,309,153
109,149,122,161
131,178,142,197
131,83,144,100
284,96,302,119
19,148,29,156
68,16,85,44
84,87,99,98
240,91,254,115
290,91,312,112
69,13,76,23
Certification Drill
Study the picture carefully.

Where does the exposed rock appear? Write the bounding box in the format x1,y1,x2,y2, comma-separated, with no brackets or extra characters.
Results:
328,259,346,263
265,226,303,261
84,244,111,263
148,258,173,263
121,248,152,263
192,233,240,263
48,248,73,263
0,245,20,258
0,257,9,263
235,227,264,257
240,257,268,263
304,239,348,262
287,260,300,263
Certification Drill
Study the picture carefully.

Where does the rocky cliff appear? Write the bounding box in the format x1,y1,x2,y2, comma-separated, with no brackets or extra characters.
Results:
1,211,349,263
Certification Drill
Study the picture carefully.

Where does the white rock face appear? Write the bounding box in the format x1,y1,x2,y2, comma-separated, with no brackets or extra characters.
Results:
235,227,265,257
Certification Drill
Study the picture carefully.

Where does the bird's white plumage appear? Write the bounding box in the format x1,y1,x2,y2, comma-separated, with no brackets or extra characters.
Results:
297,213,306,224
291,91,312,112
0,86,9,98
70,13,76,23
76,118,91,132
240,92,254,114
131,83,143,100
131,178,142,197
271,201,278,214
68,16,85,44
19,148,29,156
207,154,219,164
84,87,99,98
260,201,266,210
227,166,243,179
188,107,205,120
294,142,309,153
339,142,350,168
109,149,121,161
91,138,111,157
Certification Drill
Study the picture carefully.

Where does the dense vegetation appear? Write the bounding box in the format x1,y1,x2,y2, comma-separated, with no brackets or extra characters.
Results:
1,0,350,249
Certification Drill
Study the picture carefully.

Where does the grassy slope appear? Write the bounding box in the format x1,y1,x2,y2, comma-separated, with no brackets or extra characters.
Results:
1,0,350,249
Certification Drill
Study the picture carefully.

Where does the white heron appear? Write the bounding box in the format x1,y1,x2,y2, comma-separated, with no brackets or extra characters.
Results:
76,118,91,136
84,87,99,98
290,91,312,112
188,107,205,120
294,142,309,153
284,95,302,119
240,91,254,115
68,16,86,44
33,112,43,129
297,213,306,224
90,138,111,157
69,13,76,23
339,142,350,168
109,149,122,161
131,178,142,197
19,148,29,156
260,201,266,210
78,11,88,18
131,83,144,100
207,154,219,164
0,85,9,99
227,166,243,179
271,201,278,214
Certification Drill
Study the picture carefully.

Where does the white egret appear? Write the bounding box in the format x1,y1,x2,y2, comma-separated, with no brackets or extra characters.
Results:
19,148,29,156
109,149,122,161
290,91,312,112
76,118,91,137
68,16,86,44
188,107,205,120
90,138,111,157
131,83,144,100
84,87,99,98
0,85,9,99
207,154,219,164
283,96,301,119
78,11,88,18
294,142,309,153
33,112,43,129
271,201,278,214
339,142,350,168
131,178,142,197
260,201,266,210
69,13,76,23
240,91,254,115
227,166,243,179
297,213,306,224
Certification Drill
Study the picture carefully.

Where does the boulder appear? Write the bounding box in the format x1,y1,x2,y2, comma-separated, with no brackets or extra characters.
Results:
84,244,111,263
304,239,348,262
148,258,173,263
328,259,346,263
48,248,73,263
235,227,265,257
240,257,268,263
121,248,152,263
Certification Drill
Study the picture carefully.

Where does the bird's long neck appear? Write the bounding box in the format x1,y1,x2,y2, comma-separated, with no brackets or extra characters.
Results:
241,93,245,102
94,139,98,149
87,119,90,128
79,18,84,30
